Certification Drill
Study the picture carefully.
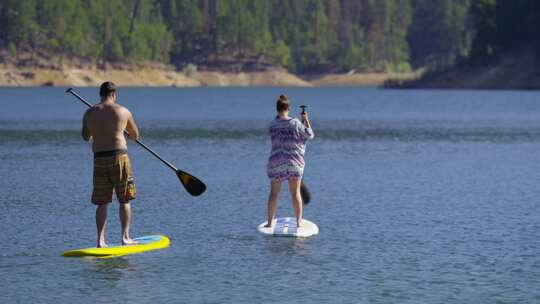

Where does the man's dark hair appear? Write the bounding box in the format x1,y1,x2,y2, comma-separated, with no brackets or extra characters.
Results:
99,81,117,98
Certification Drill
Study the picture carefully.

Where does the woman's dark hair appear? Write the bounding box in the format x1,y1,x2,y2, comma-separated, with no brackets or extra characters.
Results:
276,94,290,112
99,81,117,98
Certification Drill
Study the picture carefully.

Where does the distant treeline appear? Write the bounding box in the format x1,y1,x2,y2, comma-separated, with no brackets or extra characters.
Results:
0,0,538,73
467,0,540,65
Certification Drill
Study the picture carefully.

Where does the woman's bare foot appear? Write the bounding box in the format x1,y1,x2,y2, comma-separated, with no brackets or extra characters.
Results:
264,223,272,228
97,241,108,248
122,238,139,246
296,220,303,228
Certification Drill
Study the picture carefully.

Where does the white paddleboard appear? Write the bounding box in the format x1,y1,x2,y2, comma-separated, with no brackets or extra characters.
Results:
258,217,319,237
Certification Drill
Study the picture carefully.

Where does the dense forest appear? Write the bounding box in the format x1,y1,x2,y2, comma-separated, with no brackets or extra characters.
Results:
0,0,538,74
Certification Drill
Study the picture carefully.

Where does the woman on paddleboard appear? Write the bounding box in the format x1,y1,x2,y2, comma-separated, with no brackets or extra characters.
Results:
265,94,314,227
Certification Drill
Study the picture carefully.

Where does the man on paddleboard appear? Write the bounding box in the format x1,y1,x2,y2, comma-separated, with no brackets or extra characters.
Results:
82,82,139,248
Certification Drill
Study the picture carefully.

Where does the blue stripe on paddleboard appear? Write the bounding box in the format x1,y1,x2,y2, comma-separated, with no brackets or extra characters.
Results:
274,218,298,235
134,235,162,244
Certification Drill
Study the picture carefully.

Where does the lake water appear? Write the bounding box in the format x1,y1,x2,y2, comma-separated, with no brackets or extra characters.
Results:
1,87,540,303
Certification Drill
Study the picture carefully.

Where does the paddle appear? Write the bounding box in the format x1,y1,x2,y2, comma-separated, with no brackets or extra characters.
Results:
66,88,206,197
300,181,311,205
299,105,311,205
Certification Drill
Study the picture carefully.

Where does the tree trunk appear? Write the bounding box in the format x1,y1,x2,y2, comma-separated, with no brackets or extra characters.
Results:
129,0,141,36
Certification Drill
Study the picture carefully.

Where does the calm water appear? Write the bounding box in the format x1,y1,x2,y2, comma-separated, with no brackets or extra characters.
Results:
1,87,540,303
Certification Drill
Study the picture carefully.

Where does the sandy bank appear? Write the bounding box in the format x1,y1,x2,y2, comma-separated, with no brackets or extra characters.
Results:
305,72,419,87
0,65,311,87
0,64,418,88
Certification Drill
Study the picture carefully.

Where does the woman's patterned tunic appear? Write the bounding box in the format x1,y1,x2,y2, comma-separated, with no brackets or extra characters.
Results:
267,117,314,181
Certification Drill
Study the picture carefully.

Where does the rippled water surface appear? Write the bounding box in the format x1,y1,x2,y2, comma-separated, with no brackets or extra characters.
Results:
1,87,540,303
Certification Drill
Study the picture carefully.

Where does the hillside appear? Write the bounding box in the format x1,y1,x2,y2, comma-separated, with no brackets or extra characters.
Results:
0,0,466,76
2,1,539,89
390,51,540,90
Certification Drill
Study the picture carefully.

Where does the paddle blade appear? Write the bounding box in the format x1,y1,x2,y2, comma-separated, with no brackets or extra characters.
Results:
176,170,206,196
300,181,311,205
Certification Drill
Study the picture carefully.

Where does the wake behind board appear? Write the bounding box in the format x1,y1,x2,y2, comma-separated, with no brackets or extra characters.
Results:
258,217,319,237
62,235,170,258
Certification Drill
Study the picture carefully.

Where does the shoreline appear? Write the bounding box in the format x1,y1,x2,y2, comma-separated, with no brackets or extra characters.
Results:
0,65,417,87
388,52,540,90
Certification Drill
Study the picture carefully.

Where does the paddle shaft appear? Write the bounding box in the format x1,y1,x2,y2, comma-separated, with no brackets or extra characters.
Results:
66,88,178,172
298,105,311,205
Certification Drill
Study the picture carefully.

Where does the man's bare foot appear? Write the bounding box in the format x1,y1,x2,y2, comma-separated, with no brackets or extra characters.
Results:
264,223,272,228
297,220,303,228
122,238,139,245
97,242,108,248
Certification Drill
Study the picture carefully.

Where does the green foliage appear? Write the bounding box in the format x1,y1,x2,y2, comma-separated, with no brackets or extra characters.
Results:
0,0,171,63
1,0,528,73
0,0,418,72
8,42,17,57
337,41,368,71
292,0,336,72
468,0,496,63
408,0,472,69
386,62,412,73
268,40,292,68
465,0,540,66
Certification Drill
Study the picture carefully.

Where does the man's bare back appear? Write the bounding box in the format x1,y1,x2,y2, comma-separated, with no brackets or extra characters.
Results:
82,101,139,152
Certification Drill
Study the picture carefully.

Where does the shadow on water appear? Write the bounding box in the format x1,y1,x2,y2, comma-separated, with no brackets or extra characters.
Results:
4,124,540,143
79,257,137,284
264,237,317,256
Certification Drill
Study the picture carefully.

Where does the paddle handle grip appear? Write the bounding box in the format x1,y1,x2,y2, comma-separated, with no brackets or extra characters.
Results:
66,88,178,172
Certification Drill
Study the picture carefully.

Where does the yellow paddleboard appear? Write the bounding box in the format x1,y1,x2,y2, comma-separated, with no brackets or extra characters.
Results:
62,235,170,258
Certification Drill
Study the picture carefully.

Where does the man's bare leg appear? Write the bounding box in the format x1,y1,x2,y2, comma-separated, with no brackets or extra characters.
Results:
96,204,108,248
288,179,303,227
265,180,281,227
120,202,138,245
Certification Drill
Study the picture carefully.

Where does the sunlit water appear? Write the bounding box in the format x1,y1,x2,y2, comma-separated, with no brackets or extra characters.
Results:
1,87,540,303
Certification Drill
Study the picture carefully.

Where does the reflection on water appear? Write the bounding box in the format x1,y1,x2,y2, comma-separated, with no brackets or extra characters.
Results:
265,237,316,256
80,257,136,284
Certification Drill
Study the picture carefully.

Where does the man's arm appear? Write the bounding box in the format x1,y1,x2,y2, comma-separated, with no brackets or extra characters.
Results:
125,110,140,141
81,110,92,141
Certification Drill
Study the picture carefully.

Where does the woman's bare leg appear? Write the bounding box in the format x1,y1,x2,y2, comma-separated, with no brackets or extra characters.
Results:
288,179,303,227
265,180,281,227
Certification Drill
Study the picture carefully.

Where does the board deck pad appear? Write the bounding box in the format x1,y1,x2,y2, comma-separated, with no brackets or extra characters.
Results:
62,235,170,258
258,217,319,237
